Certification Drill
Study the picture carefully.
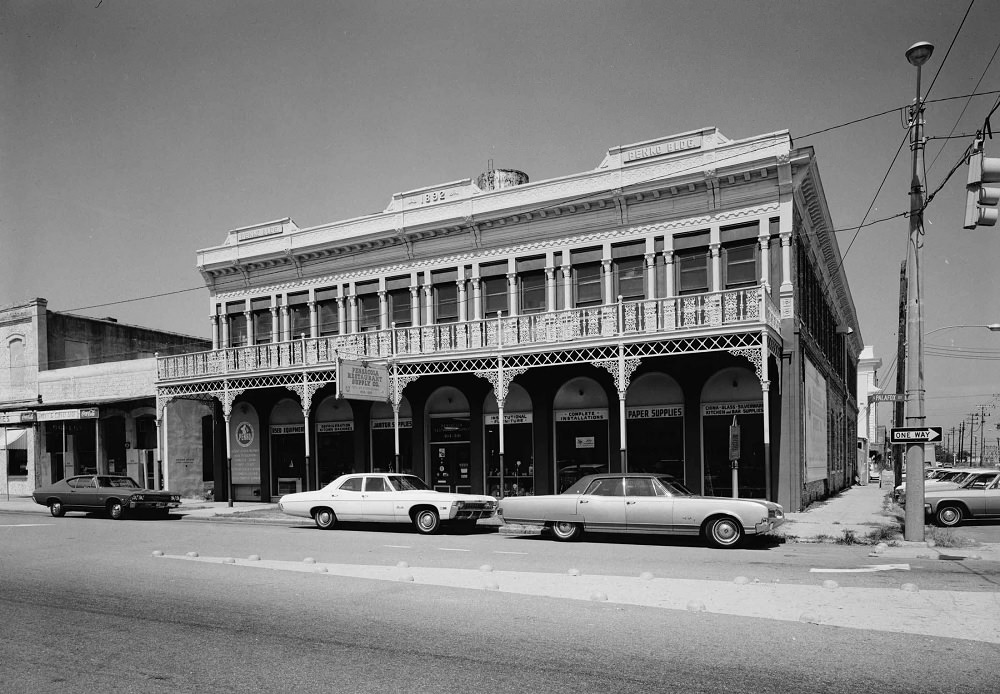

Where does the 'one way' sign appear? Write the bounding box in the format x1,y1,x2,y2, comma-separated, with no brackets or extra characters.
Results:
889,426,942,444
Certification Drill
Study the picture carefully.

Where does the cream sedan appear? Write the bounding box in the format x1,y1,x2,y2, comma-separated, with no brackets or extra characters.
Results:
278,473,497,534
498,473,784,548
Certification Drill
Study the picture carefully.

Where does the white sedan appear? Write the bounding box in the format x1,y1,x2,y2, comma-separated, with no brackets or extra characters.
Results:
278,473,497,534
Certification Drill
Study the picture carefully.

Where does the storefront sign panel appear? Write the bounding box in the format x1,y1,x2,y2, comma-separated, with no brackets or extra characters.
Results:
702,402,763,416
555,409,609,422
371,418,413,430
484,412,534,425
626,406,684,419
337,359,389,401
317,422,353,433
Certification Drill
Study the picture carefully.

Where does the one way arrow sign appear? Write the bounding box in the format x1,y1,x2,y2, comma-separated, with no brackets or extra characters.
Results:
890,426,942,444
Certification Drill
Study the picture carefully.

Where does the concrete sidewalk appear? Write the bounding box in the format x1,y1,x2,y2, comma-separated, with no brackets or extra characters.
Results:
4,482,997,560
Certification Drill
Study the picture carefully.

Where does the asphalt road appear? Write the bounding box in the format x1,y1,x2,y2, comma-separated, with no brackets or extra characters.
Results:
1,512,998,694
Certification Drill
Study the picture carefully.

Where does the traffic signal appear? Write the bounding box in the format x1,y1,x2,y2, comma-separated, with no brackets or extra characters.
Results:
964,140,1000,229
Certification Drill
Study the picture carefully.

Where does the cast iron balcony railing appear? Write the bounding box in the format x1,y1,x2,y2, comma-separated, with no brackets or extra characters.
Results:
157,285,780,381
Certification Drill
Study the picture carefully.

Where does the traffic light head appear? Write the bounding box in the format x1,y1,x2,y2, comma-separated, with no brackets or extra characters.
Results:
965,146,1000,229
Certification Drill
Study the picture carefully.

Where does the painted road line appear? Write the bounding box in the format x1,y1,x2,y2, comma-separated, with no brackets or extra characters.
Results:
811,564,910,573
493,551,530,555
437,548,471,552
384,545,412,549
0,523,52,527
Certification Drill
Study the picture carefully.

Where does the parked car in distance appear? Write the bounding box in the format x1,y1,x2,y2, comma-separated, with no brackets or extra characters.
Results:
893,467,981,503
278,473,497,534
497,473,784,548
922,470,1000,527
32,475,181,519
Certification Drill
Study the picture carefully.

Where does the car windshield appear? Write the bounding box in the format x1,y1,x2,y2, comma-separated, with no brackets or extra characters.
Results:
959,473,999,490
97,476,141,488
386,475,430,492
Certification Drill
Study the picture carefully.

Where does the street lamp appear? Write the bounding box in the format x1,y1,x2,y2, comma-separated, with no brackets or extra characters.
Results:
903,41,933,543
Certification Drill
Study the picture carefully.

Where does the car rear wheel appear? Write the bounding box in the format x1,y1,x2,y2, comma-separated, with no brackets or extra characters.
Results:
413,508,440,535
48,500,65,517
107,500,125,520
935,504,963,527
704,516,744,548
313,508,337,530
549,521,582,541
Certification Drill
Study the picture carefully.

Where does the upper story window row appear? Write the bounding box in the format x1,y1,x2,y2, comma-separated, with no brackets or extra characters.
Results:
212,219,788,348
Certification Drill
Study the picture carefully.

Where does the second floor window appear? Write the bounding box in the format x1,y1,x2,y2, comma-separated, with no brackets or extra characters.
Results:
435,284,459,323
614,257,645,301
253,309,272,344
519,270,546,314
358,294,380,331
318,299,339,336
482,276,508,317
228,314,248,347
676,251,710,295
723,243,758,288
289,304,310,340
574,262,602,307
389,288,411,327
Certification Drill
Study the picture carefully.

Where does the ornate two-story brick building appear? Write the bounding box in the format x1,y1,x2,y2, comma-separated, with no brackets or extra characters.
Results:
156,127,861,511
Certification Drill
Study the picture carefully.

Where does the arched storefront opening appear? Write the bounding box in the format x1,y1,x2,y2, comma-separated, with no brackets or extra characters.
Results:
553,376,609,492
315,397,355,486
426,387,471,492
701,367,764,498
483,383,533,497
625,373,685,481
270,398,305,496
370,398,412,474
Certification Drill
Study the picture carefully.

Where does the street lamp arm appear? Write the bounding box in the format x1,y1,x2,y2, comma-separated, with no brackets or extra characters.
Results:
924,324,1000,336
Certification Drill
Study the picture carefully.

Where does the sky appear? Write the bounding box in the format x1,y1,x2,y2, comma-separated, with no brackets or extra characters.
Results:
3,0,999,448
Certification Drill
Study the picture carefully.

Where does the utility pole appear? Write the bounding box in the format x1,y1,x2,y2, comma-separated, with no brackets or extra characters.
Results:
903,41,933,542
893,261,907,485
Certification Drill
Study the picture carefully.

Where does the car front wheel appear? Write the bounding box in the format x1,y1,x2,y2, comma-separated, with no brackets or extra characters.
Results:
313,508,337,530
935,504,963,527
704,516,744,548
413,508,440,535
49,500,65,517
107,500,125,520
549,521,582,541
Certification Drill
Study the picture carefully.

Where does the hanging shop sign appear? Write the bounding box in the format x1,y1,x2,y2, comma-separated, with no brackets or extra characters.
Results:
575,436,596,449
626,405,684,419
554,409,609,422
702,402,763,416
1,410,36,424
484,412,533,425
337,359,390,401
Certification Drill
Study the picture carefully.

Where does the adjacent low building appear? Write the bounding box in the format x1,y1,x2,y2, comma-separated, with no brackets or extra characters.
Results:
0,299,212,497
155,127,862,511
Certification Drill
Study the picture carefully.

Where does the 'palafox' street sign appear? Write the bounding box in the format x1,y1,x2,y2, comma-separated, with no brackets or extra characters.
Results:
889,426,942,444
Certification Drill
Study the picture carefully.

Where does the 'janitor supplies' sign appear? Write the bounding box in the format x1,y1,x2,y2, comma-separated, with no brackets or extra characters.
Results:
337,359,389,401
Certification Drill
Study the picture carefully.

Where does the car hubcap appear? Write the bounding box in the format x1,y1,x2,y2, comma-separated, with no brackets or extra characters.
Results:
418,513,435,530
941,509,959,524
317,511,332,526
714,522,737,543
